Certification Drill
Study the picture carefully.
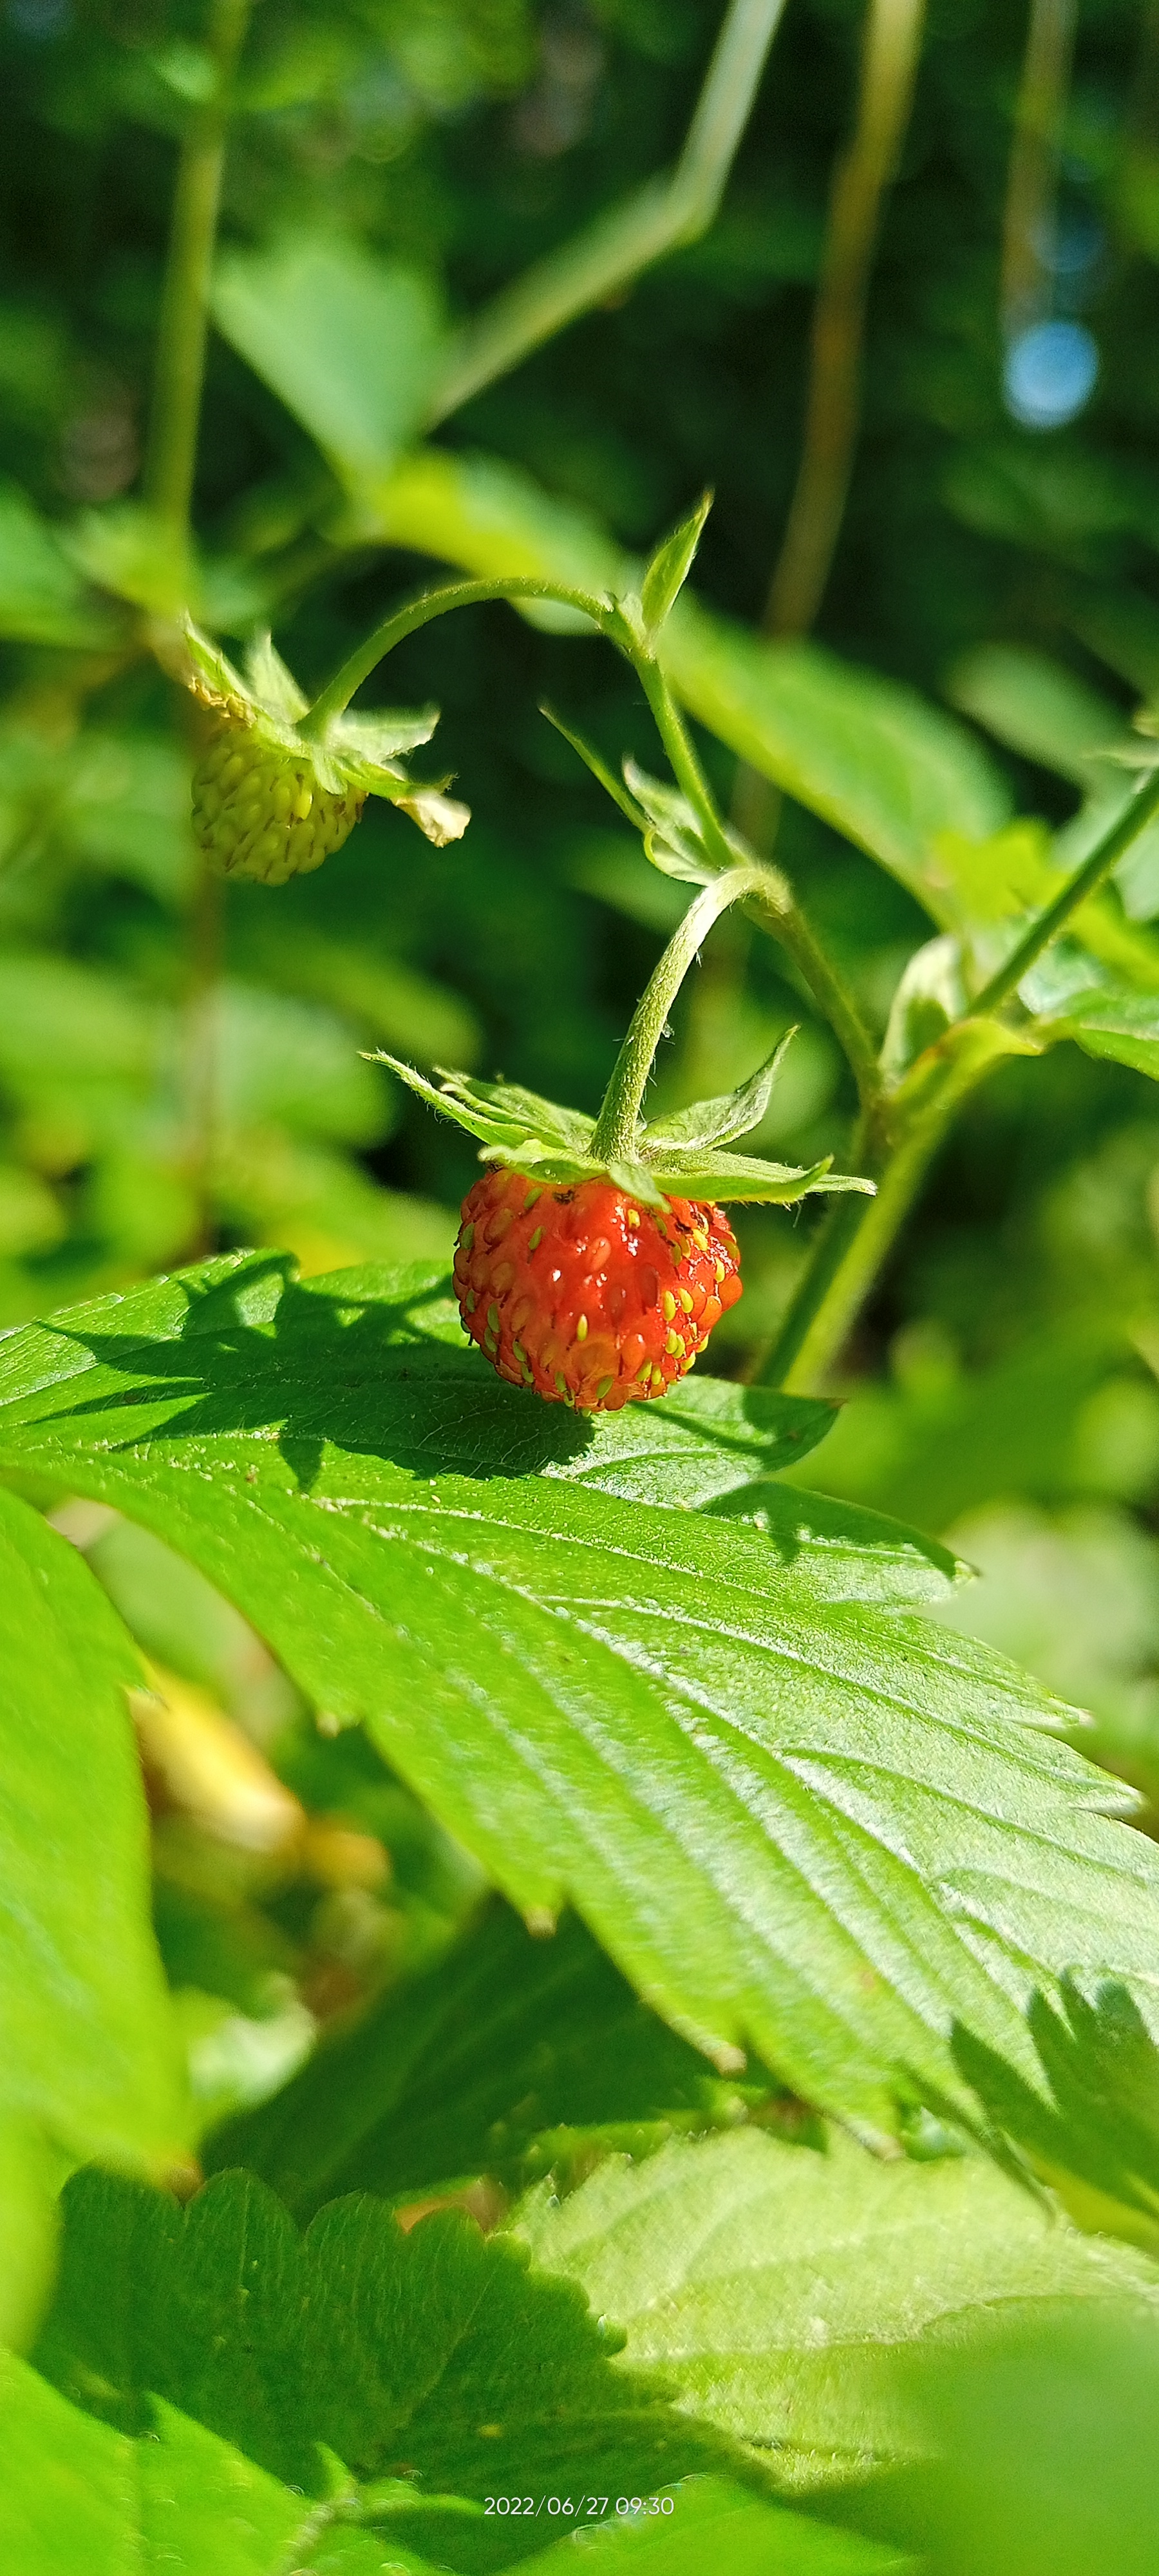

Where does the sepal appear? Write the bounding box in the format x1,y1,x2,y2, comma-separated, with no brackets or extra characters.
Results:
640,489,713,636
377,1050,874,1206
643,1031,796,1151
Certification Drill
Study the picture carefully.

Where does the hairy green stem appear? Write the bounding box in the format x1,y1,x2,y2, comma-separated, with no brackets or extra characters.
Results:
762,767,1159,1388
972,766,1159,1014
302,577,607,734
590,867,764,1164
637,666,882,1102
427,0,790,424
143,0,250,549
305,576,882,1108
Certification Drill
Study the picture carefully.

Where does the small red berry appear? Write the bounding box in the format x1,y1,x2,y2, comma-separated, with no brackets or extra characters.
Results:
453,1170,742,1410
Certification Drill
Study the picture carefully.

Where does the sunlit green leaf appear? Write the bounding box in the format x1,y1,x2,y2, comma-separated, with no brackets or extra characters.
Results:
0,1487,187,2229
514,2126,1159,2487
4,1253,1159,2136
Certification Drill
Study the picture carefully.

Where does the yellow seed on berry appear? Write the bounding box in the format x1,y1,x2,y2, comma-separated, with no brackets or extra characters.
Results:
662,1292,676,1322
576,1314,589,1341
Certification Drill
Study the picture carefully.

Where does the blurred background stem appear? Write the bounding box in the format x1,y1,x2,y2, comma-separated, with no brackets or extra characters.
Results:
143,0,250,1260
1001,0,1079,341
143,0,251,551
733,0,928,855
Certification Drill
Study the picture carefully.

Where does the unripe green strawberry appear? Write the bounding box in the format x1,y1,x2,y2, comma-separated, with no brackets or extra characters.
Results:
192,717,364,886
177,619,469,887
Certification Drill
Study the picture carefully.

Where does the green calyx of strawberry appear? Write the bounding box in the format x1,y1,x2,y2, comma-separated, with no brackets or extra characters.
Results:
178,618,470,848
379,1038,874,1209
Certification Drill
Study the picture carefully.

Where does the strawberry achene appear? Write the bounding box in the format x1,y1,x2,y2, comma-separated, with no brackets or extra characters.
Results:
453,1168,742,1410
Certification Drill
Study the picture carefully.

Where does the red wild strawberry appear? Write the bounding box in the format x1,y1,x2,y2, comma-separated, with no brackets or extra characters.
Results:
453,1168,742,1411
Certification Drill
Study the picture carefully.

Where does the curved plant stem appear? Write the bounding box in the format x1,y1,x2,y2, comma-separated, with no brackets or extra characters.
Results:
764,0,927,641
302,577,607,734
143,0,250,551
305,575,883,1106
426,0,791,424
590,867,764,1164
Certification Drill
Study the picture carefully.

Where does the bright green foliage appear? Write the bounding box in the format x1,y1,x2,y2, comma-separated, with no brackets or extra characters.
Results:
949,1976,1159,2251
379,1051,869,1203
837,2307,1159,2576
4,1252,1159,2138
514,2126,1159,2487
514,2480,909,2575
207,1901,791,2215
0,2349,440,2575
212,236,444,486
33,2164,742,2562
0,1488,186,2205
0,2345,898,2576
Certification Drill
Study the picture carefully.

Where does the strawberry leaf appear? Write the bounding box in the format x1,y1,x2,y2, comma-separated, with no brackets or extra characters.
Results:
5,1252,1159,2139
0,1488,187,2197
513,2127,1159,2489
33,2164,742,2562
207,1900,791,2219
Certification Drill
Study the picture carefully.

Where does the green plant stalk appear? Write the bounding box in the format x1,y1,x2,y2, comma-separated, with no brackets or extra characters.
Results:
426,0,791,424
1001,0,1079,339
637,661,883,1104
590,866,764,1164
305,575,883,1103
302,577,607,735
762,1044,978,1390
764,0,927,642
972,765,1159,1012
143,0,250,547
762,766,1159,1388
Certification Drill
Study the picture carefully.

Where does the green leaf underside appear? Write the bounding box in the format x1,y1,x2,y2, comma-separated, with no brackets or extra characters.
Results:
208,1902,789,2219
377,1057,867,1204
33,2166,741,2567
4,1254,1159,2132
514,2128,1159,2490
0,1486,185,2173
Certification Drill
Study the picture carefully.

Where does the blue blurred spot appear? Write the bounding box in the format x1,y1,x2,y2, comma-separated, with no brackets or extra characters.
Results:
7,0,70,31
1004,321,1099,430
